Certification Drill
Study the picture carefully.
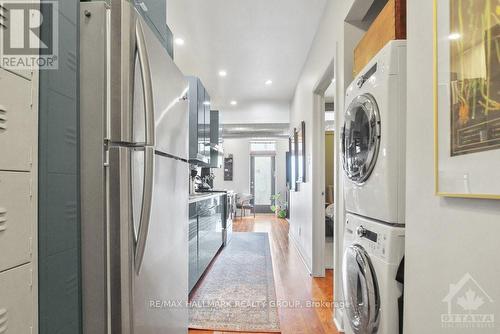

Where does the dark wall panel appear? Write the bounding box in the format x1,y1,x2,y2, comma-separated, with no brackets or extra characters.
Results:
38,1,81,333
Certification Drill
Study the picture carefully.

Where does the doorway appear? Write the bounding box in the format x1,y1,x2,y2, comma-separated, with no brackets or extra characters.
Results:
250,155,276,213
324,80,336,270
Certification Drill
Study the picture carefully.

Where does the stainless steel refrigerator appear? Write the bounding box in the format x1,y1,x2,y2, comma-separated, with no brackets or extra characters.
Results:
80,1,189,334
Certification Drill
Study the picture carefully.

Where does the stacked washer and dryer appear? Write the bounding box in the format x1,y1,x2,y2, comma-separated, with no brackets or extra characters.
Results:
341,40,407,334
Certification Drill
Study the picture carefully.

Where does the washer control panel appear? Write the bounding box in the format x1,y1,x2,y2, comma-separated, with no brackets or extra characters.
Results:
345,214,405,264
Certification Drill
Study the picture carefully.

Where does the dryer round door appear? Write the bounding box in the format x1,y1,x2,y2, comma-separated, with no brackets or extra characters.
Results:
342,94,381,184
342,244,381,334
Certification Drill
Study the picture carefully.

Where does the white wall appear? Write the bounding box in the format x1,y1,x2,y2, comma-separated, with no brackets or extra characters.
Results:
219,100,290,124
213,138,288,201
404,1,500,333
288,6,363,329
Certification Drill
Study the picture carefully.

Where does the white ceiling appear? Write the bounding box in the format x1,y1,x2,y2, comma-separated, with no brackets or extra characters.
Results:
166,0,328,111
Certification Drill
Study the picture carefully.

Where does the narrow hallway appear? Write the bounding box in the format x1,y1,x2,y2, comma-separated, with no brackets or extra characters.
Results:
189,215,338,334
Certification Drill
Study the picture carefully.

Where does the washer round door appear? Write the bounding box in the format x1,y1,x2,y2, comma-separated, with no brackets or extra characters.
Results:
342,244,380,334
342,94,381,184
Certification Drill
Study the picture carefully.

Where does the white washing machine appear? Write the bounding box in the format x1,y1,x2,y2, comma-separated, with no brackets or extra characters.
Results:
342,40,407,224
342,213,405,334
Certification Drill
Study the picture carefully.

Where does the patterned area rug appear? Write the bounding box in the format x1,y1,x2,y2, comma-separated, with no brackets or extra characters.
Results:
189,232,281,333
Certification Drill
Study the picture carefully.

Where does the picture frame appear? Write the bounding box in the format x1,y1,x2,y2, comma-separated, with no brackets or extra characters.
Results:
224,155,233,181
434,0,500,199
289,129,297,191
297,121,306,183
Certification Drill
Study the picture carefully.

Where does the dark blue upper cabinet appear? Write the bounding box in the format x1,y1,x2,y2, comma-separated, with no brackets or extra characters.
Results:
204,89,211,160
188,77,211,165
133,0,174,58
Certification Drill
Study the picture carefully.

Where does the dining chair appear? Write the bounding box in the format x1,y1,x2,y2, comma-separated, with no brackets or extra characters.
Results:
235,193,255,218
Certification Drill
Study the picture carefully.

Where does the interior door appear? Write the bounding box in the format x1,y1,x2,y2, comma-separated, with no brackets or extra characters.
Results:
342,244,380,334
342,94,381,184
250,155,276,213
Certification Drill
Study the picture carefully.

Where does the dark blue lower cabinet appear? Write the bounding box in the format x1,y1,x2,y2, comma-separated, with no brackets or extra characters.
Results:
188,197,224,293
188,204,199,292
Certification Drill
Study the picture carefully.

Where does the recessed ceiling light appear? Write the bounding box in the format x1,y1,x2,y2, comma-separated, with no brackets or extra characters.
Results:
218,70,227,77
203,101,211,106
265,80,273,86
230,100,237,106
174,38,185,46
448,33,461,40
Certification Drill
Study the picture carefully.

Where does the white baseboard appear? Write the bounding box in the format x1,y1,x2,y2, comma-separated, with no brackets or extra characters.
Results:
288,230,312,275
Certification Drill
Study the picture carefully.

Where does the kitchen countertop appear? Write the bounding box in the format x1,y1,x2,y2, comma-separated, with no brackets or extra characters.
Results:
189,192,225,204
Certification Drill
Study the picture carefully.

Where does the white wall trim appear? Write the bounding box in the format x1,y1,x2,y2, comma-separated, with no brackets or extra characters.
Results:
311,55,337,278
288,230,312,275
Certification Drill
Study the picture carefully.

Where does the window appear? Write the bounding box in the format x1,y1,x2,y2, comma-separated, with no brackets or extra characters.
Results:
250,141,276,154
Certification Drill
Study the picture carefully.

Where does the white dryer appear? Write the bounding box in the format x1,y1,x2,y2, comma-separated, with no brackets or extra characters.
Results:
342,214,405,334
342,40,407,224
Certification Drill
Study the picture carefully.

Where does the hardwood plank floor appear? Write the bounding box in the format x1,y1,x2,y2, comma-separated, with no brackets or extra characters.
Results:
189,215,340,334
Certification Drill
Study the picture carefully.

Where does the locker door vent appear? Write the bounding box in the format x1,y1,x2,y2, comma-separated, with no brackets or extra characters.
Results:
0,107,7,132
0,308,8,333
0,207,6,232
64,128,77,146
0,4,7,31
65,274,78,296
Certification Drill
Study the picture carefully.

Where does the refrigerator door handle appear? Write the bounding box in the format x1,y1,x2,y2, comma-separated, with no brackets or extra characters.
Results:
134,147,155,274
135,19,155,146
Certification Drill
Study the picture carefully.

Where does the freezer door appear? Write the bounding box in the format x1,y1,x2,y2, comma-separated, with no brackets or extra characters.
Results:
109,1,155,147
108,146,188,334
109,1,188,160
139,13,189,159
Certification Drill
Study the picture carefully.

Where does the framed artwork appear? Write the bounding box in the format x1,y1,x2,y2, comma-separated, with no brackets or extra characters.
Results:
224,155,233,181
286,151,292,190
297,121,306,183
434,0,500,199
289,129,297,191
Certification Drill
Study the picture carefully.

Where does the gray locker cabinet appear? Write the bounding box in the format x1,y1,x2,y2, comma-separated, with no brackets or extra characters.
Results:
0,172,33,272
0,68,32,82
0,2,36,81
0,263,34,334
0,69,35,172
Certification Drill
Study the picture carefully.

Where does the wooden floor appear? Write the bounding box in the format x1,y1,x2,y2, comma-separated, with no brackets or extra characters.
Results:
189,214,340,334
